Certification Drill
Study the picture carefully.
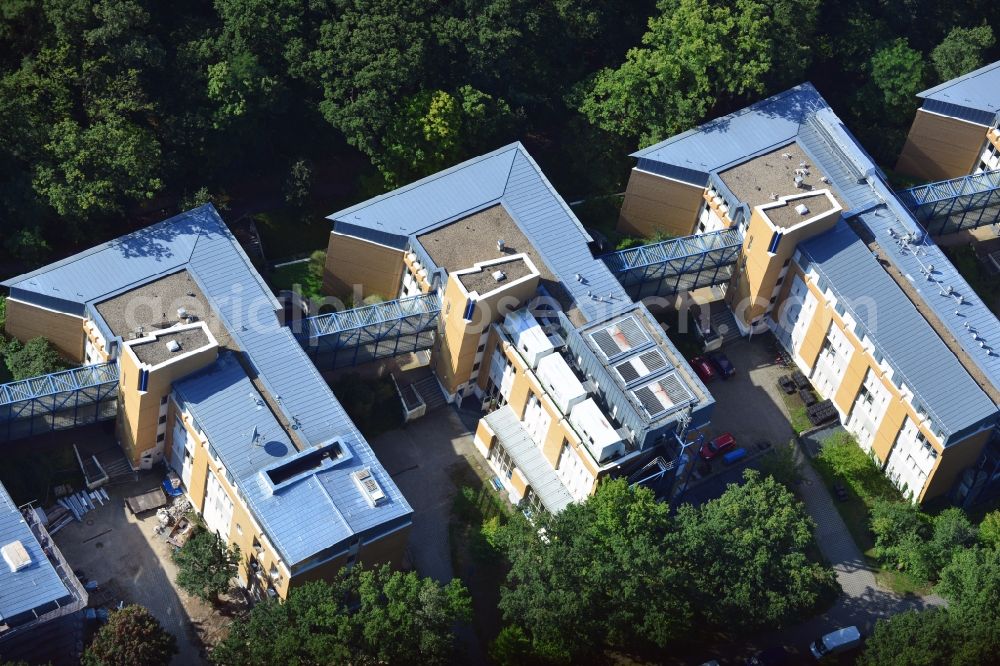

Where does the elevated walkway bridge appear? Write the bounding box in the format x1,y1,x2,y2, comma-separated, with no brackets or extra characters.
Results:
600,227,744,300
295,292,441,370
0,362,119,442
898,168,1000,236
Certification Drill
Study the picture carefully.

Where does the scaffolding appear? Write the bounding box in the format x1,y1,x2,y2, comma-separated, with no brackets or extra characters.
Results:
297,293,441,370
600,227,744,299
898,168,1000,236
0,362,119,442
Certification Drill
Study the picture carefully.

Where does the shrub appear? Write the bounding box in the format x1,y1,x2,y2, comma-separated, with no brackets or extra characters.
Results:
979,510,1000,549
83,604,177,666
4,336,65,380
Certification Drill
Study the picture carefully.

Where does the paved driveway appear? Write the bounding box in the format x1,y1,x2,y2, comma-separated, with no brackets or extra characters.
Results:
368,408,489,583
674,335,944,664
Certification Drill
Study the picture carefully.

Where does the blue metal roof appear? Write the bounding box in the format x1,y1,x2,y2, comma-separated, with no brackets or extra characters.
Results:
800,223,995,442
3,205,412,568
630,84,828,184
328,143,632,324
918,60,1000,120
637,83,1000,440
173,355,411,567
0,484,71,624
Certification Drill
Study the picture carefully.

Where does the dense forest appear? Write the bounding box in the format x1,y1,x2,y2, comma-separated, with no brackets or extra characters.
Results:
0,0,997,274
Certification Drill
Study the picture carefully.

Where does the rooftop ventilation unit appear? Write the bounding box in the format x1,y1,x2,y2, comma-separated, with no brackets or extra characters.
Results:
353,468,387,507
793,175,805,188
166,340,181,353
2,540,31,573
177,307,188,320
491,270,507,282
497,239,505,253
795,203,810,216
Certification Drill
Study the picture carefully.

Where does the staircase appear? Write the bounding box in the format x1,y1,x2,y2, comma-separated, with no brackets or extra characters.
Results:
94,446,135,480
709,308,743,345
412,375,448,412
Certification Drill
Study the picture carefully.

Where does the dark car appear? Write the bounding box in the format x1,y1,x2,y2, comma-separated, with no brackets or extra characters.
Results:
689,356,717,383
707,351,736,378
699,433,736,460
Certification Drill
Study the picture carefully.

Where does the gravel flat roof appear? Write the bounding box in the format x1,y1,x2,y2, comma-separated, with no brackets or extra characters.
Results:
764,192,837,229
95,270,232,348
720,142,844,211
417,204,580,319
457,257,535,295
130,327,212,366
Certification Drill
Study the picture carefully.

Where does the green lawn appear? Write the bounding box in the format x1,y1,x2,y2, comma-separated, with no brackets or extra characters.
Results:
254,207,331,261
782,392,814,434
269,261,323,301
807,433,925,595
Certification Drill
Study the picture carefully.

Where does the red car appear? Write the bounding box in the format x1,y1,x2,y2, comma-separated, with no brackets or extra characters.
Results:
689,356,717,383
700,433,736,460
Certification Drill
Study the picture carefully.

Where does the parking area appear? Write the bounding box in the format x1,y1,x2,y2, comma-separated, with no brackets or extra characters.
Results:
681,334,798,504
52,473,225,665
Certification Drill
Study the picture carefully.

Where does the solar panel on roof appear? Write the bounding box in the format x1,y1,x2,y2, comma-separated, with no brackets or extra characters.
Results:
639,350,667,374
659,373,693,405
590,329,620,358
633,386,664,418
614,317,648,349
615,360,640,384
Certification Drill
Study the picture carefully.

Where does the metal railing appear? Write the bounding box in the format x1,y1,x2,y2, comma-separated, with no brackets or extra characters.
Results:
898,168,1000,235
0,362,120,441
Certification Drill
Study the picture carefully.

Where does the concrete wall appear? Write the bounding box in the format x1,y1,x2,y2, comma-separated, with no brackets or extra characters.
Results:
4,298,85,363
896,109,987,181
618,169,704,238
323,233,405,300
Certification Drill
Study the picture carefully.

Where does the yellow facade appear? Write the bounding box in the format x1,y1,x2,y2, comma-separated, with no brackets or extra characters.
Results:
433,257,540,397
896,109,989,181
116,325,218,469
777,263,992,501
4,298,86,363
323,233,406,300
618,169,704,238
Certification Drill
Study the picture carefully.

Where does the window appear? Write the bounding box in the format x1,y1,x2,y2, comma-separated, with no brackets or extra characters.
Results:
775,275,784,286
158,415,167,424
477,343,486,353
769,296,777,304
160,395,169,405
236,524,243,536
782,258,791,268
156,433,165,443
491,445,515,479
746,235,754,250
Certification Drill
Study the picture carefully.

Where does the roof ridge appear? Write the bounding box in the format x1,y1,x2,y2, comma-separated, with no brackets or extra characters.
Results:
918,59,1000,99
327,143,522,222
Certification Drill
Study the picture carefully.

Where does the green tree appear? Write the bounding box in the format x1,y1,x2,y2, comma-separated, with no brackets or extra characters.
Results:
496,478,689,661
4,337,65,380
578,0,773,146
931,25,995,82
309,0,429,166
673,470,837,630
381,86,515,186
283,158,312,208
172,527,239,603
979,510,1000,549
869,39,926,116
857,607,955,666
210,566,470,666
83,604,177,666
860,546,1000,664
